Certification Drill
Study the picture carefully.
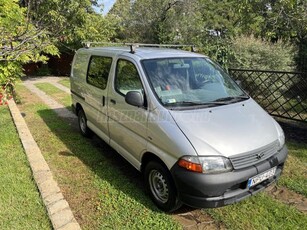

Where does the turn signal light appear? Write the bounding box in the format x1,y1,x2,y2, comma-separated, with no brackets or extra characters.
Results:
178,159,202,173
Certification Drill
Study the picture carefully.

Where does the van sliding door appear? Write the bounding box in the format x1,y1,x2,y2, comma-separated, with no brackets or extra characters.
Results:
85,55,112,142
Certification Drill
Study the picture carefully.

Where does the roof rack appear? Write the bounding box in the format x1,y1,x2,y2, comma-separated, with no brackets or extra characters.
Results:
83,42,196,53
125,43,196,53
83,42,123,48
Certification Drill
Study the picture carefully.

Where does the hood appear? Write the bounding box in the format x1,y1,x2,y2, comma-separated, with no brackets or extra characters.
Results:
169,99,279,157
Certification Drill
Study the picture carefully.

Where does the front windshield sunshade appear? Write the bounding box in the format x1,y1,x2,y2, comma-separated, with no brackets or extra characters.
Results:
142,57,248,108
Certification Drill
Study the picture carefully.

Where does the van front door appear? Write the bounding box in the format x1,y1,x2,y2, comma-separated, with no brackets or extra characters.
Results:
108,58,148,169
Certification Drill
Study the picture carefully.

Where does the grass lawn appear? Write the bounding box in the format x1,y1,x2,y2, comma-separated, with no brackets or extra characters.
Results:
0,106,51,230
16,82,307,229
279,142,307,196
58,78,70,88
206,193,307,229
34,82,71,108
16,84,181,229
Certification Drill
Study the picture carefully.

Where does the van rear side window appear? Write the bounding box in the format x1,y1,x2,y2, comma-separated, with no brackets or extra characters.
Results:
87,56,112,89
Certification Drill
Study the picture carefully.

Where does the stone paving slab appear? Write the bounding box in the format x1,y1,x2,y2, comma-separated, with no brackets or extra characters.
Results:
23,79,75,120
24,76,71,94
8,98,81,230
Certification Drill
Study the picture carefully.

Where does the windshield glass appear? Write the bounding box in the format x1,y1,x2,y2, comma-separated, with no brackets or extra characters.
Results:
142,57,247,108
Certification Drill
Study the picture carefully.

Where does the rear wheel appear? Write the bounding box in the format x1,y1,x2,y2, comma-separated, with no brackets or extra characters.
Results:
78,109,92,137
144,161,182,212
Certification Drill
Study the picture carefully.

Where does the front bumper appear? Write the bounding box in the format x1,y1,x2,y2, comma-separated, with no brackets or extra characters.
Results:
170,145,288,208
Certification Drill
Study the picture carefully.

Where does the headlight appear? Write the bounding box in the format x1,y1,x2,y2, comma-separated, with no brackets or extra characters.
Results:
274,121,285,149
178,156,233,174
278,129,285,150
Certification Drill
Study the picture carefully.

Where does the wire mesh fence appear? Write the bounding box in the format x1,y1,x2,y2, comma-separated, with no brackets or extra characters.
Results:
229,69,307,123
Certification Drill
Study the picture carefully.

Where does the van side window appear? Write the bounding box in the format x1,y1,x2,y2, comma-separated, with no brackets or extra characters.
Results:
73,53,89,78
87,56,112,90
115,59,143,96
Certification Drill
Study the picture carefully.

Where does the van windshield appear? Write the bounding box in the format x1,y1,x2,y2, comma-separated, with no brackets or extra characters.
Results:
142,57,248,108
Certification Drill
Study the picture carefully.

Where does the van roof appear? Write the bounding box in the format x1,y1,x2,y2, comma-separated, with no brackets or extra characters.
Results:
77,47,206,60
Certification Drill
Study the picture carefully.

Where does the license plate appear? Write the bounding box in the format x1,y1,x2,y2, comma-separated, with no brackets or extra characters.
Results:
248,167,276,188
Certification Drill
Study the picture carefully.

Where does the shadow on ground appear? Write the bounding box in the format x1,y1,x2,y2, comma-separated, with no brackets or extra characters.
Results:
277,118,307,143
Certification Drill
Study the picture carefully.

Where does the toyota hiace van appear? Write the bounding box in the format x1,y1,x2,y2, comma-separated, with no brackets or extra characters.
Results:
70,44,287,211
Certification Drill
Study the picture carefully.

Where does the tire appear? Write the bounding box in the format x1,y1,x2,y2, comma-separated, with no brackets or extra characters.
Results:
78,109,93,137
144,161,182,212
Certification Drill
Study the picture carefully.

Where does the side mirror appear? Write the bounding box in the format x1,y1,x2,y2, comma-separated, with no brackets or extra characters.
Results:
125,91,144,107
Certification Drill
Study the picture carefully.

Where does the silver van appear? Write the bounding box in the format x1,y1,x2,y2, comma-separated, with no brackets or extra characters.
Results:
70,45,288,212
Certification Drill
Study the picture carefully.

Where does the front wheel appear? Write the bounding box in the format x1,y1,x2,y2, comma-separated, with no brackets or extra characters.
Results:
78,109,92,137
144,161,182,212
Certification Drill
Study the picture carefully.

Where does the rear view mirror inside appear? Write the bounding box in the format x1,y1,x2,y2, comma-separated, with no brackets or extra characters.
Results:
173,63,190,69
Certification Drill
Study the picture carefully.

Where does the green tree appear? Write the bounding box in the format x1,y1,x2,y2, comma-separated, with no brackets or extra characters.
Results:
21,0,116,49
107,0,132,41
109,0,187,43
108,0,239,67
237,0,307,71
107,0,303,70
0,0,58,95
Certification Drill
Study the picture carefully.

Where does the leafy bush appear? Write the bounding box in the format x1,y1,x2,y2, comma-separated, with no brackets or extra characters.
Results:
0,62,23,103
198,37,235,70
0,0,58,92
229,35,296,71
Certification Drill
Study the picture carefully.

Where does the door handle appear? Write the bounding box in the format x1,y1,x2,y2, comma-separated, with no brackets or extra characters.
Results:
102,96,105,106
110,99,116,104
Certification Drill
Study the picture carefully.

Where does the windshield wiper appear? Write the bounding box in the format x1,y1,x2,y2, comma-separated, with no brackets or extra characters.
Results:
213,95,249,102
165,101,228,106
165,95,249,107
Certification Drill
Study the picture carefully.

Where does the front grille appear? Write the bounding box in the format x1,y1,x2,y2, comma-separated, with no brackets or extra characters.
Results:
230,140,279,169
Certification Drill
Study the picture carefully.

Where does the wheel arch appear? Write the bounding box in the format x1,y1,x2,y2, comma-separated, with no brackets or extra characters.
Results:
75,103,83,115
141,152,171,174
142,152,182,211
